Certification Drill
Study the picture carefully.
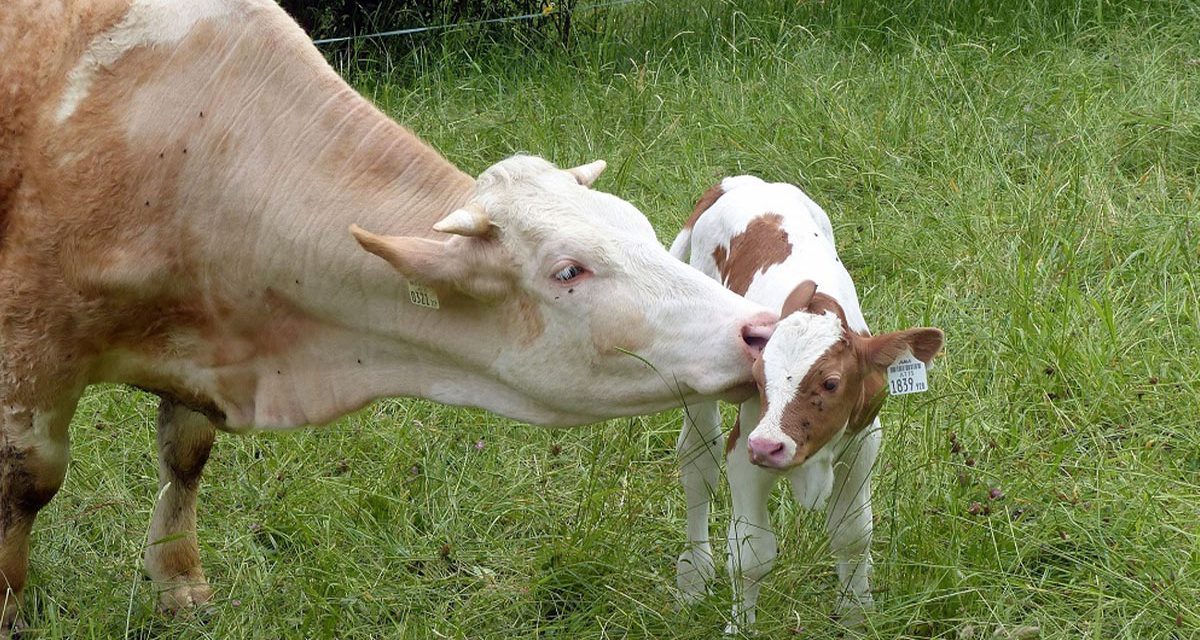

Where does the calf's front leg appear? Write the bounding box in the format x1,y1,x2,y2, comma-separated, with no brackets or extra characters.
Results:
824,423,882,621
144,398,217,613
724,418,781,635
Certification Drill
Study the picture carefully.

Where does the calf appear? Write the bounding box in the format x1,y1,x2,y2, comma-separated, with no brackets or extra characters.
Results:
669,176,944,632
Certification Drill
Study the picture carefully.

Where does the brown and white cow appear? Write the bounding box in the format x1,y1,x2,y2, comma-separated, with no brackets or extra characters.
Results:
0,0,777,629
669,176,943,632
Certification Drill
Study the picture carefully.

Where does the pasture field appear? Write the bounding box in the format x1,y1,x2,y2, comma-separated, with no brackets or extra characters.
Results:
24,1,1199,638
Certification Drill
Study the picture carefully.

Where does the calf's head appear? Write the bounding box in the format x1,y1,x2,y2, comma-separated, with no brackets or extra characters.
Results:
745,281,943,469
351,155,776,425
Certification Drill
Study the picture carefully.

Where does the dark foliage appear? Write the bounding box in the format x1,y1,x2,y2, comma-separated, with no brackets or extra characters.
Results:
277,0,576,49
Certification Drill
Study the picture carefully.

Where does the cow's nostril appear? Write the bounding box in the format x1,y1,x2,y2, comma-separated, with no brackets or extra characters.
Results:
743,330,768,352
741,322,774,358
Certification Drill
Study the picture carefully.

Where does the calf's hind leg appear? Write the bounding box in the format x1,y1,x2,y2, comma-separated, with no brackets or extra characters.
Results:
0,402,76,635
144,398,217,613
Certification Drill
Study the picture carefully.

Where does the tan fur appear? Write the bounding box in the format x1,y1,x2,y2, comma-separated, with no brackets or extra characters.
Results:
144,399,216,613
589,302,650,357
0,0,475,627
711,213,792,296
683,183,724,229
726,412,741,456
509,295,546,345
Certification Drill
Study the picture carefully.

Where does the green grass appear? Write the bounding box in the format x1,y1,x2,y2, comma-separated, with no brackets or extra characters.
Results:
26,1,1200,637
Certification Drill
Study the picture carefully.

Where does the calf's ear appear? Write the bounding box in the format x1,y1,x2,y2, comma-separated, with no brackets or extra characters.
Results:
864,327,945,368
349,224,515,301
781,280,818,318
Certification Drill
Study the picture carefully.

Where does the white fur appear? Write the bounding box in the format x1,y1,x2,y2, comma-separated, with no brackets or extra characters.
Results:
56,0,233,123
671,176,879,632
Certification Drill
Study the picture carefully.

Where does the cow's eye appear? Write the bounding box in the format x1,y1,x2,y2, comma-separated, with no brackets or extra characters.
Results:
553,263,586,283
822,377,840,392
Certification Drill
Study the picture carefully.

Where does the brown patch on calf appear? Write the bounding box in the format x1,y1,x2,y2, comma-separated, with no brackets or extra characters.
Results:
777,340,864,461
711,213,792,295
683,183,724,229
726,411,741,456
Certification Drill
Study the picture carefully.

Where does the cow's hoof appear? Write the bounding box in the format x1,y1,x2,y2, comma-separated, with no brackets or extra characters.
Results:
156,580,214,616
1,618,27,640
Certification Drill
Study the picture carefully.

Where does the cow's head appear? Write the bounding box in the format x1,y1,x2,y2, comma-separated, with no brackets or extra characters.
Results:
745,280,943,469
350,155,776,424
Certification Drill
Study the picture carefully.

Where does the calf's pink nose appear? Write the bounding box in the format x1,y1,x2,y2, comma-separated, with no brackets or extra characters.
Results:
740,312,778,360
747,436,788,467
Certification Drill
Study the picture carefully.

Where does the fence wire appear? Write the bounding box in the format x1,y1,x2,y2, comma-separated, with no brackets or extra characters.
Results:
312,0,642,45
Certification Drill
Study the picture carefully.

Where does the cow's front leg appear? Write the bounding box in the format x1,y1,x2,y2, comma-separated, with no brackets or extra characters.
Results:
144,398,216,614
0,401,76,636
675,401,723,604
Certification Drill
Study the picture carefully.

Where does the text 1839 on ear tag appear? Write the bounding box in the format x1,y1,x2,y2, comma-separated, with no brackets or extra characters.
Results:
407,282,440,309
886,352,928,396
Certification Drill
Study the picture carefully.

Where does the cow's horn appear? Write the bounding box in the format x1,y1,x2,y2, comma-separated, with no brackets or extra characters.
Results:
433,202,492,237
566,159,607,187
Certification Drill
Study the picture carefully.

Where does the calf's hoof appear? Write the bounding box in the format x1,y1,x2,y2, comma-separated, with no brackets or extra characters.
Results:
834,595,873,627
674,547,716,607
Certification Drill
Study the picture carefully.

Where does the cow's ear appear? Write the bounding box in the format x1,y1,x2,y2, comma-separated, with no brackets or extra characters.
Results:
864,327,944,368
565,160,607,187
349,225,515,300
781,280,818,319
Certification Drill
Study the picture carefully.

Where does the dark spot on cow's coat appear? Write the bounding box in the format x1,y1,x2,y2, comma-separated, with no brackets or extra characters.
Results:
711,213,792,296
684,182,725,229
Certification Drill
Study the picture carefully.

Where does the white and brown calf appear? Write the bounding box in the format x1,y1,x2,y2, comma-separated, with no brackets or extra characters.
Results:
669,176,944,632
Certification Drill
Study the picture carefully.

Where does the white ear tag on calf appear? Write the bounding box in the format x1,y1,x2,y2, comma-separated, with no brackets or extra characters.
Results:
407,281,440,309
886,351,928,396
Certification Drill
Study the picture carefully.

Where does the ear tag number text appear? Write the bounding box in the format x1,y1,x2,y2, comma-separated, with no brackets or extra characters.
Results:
407,282,440,309
886,352,928,396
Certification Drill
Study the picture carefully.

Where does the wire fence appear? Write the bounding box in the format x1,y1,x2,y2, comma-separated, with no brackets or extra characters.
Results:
311,0,642,45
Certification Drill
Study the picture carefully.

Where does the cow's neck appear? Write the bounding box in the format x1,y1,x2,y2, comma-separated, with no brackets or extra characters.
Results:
99,23,559,429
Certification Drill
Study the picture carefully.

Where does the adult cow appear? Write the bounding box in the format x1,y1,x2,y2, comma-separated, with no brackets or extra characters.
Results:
0,0,776,629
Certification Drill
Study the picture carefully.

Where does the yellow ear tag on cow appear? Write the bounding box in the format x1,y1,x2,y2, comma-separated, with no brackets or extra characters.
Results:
407,281,440,309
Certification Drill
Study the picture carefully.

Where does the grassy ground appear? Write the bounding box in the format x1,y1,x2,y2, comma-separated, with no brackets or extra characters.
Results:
25,1,1200,638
